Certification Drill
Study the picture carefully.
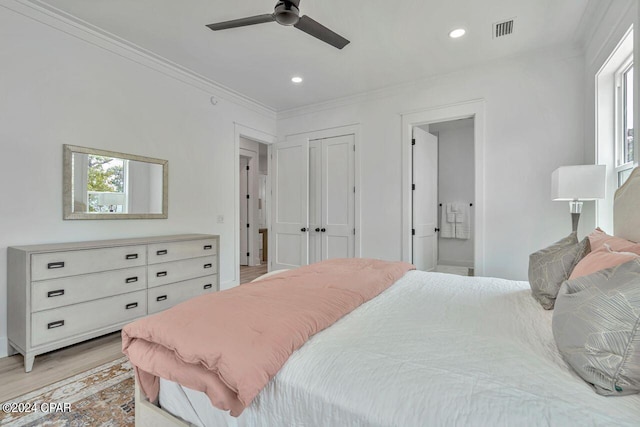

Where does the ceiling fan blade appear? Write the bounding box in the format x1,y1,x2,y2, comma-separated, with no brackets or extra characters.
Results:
206,14,275,31
294,15,350,49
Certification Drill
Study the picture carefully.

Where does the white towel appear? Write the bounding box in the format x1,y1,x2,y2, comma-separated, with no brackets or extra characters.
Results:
455,204,471,240
440,204,455,238
445,203,456,223
452,202,466,223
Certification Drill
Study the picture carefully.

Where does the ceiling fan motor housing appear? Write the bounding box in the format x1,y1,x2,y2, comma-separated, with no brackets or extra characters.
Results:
274,1,300,26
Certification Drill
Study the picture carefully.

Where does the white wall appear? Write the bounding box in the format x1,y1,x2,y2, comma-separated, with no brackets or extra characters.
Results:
277,44,586,281
429,120,475,267
0,4,275,357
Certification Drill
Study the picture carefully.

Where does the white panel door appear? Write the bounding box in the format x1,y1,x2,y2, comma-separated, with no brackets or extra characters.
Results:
239,157,249,266
412,127,438,271
271,138,309,270
320,135,355,260
308,140,322,264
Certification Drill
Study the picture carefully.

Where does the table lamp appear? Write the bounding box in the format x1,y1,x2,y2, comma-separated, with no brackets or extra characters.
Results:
552,165,606,232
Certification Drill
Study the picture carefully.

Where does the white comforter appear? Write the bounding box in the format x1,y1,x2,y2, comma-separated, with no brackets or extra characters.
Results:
159,271,640,426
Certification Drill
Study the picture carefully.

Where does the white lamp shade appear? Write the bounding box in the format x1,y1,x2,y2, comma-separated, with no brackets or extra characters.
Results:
551,165,606,201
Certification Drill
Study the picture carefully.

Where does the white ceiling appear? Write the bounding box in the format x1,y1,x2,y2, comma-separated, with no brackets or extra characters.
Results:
36,0,591,111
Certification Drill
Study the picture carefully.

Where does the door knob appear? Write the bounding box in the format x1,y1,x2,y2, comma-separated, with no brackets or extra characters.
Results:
300,227,308,232
321,228,326,232
315,228,321,232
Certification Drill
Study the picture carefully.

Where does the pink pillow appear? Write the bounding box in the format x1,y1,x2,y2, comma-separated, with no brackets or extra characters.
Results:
570,244,640,279
588,228,638,252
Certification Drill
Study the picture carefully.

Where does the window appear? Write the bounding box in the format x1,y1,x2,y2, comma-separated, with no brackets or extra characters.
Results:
595,27,633,232
86,155,128,213
615,57,636,187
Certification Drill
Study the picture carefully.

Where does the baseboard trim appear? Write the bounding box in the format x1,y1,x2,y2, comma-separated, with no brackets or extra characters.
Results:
0,337,8,359
437,259,474,268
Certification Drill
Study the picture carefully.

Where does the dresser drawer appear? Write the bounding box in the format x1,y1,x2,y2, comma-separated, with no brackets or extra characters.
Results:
147,256,217,288
31,267,147,312
31,245,147,281
148,239,217,264
31,290,147,347
148,275,218,314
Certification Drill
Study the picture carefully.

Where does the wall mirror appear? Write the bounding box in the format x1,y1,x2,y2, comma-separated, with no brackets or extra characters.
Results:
63,145,168,220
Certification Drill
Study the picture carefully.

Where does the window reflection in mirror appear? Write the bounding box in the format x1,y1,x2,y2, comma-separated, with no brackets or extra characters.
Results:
63,145,168,220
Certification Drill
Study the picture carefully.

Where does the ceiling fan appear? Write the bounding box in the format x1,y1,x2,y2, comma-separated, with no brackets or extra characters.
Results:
206,0,350,50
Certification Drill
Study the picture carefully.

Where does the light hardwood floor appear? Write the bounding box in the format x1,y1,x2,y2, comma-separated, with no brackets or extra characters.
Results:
0,332,123,402
240,264,268,283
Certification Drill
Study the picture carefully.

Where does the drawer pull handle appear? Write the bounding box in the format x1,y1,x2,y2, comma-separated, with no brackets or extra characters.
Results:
204,284,213,290
156,295,168,302
204,264,212,269
126,302,138,310
126,277,138,284
47,262,65,270
156,271,167,277
156,250,168,256
47,289,65,298
204,245,213,250
47,320,64,329
125,254,138,260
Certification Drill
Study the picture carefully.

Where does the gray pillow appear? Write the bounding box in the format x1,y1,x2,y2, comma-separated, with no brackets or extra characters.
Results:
553,259,640,395
528,233,589,309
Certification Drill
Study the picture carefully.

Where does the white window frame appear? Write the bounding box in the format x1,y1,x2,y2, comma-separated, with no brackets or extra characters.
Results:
614,55,636,187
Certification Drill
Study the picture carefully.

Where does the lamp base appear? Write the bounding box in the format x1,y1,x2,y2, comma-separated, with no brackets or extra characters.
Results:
569,200,583,233
571,213,580,233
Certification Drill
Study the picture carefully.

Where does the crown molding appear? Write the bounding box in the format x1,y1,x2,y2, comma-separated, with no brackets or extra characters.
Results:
1,0,277,120
575,0,613,49
277,42,584,121
579,0,635,68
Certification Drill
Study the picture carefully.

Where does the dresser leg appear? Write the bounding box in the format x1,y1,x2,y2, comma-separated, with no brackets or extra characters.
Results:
24,354,35,373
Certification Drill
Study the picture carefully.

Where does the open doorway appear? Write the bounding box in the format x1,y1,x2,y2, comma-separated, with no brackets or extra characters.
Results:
411,117,475,276
401,101,485,276
239,138,270,283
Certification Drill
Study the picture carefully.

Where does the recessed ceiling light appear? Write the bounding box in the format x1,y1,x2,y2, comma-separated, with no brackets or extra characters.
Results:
291,76,303,84
449,28,466,39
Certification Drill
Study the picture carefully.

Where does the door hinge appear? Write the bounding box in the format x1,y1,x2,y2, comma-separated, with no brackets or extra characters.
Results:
246,165,250,171
435,228,440,232
246,224,250,228
246,194,250,199
247,252,250,257
412,184,415,190
353,186,356,193
353,228,356,235
412,229,416,236
411,138,416,146
353,145,355,151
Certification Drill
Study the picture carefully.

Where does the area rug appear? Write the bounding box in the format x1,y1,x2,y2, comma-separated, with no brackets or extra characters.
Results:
0,357,134,427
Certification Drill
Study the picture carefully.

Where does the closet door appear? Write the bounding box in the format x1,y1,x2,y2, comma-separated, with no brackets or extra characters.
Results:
271,138,309,270
320,135,355,260
308,140,322,264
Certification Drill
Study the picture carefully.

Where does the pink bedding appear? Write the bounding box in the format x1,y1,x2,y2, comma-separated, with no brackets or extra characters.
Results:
122,258,414,416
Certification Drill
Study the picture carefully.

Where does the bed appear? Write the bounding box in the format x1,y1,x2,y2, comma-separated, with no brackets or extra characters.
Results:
131,167,640,427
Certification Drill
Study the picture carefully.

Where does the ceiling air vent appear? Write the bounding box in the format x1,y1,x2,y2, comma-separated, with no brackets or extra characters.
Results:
493,19,515,38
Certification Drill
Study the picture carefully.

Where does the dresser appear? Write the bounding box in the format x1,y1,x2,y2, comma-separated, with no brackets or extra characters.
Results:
7,234,219,372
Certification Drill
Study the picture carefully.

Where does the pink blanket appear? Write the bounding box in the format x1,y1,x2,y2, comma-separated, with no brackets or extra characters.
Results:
122,258,414,416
